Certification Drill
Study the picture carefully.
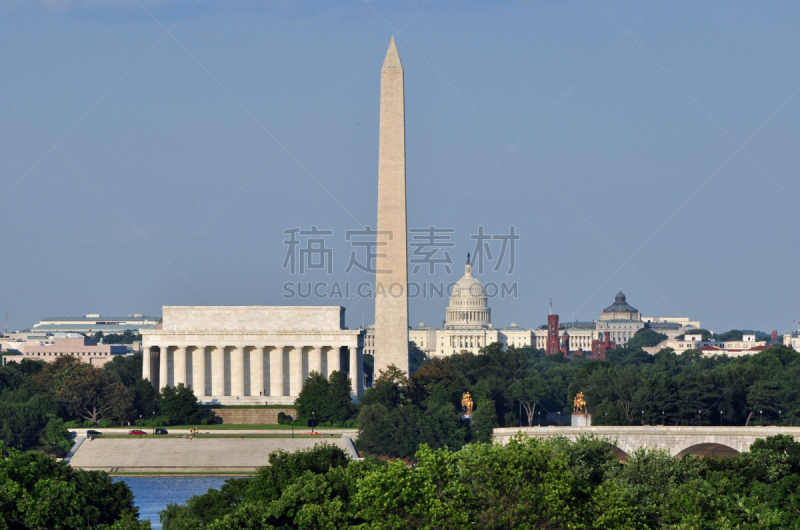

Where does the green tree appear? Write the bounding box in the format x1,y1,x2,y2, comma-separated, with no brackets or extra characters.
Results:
627,328,668,349
131,377,159,419
417,402,466,452
470,398,498,443
160,383,201,425
158,435,800,529
409,341,427,375
39,416,73,456
352,438,645,529
606,346,654,367
511,372,549,426
104,353,143,387
93,330,142,345
326,370,354,423
357,404,423,458
244,444,349,504
295,370,353,424
17,358,46,376
295,371,330,420
359,364,409,410
161,478,250,530
57,367,133,424
36,355,91,393
0,363,25,392
0,402,47,450
0,441,149,529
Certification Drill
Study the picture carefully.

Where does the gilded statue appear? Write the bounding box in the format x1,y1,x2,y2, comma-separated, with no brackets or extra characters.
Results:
461,392,475,415
573,392,587,414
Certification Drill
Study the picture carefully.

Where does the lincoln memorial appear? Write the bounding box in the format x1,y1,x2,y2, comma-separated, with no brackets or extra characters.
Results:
141,306,364,405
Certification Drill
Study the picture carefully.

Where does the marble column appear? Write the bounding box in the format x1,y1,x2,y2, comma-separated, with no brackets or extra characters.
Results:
192,346,206,396
142,346,151,383
356,346,364,396
326,346,339,378
269,346,284,396
174,346,187,387
289,345,303,396
231,346,245,397
159,346,170,390
310,346,323,378
212,345,225,397
250,347,265,397
347,345,357,397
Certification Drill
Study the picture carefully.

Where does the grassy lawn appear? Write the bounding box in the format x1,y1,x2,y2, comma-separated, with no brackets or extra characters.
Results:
110,472,256,477
98,434,341,439
170,424,308,430
169,424,356,430
77,424,357,432
203,405,295,409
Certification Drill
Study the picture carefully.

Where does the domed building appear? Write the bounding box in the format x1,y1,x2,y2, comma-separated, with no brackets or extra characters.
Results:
599,290,641,321
594,289,644,344
444,255,492,330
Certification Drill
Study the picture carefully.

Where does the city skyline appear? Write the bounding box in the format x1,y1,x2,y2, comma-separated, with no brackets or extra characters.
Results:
1,2,799,335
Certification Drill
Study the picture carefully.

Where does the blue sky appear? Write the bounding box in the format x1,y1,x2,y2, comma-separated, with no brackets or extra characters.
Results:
1,1,799,334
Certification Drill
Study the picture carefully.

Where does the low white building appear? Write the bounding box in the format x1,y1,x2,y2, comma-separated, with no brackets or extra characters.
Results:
783,331,800,351
644,333,770,357
31,313,158,335
141,306,364,405
1,334,129,367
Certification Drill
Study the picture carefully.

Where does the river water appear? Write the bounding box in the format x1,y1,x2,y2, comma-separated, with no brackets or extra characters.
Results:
115,476,231,529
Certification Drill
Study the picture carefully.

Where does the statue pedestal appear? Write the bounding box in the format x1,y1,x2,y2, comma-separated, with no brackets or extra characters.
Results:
571,413,591,427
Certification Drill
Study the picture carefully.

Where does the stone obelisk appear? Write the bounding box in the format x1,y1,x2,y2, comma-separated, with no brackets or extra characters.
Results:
374,37,409,376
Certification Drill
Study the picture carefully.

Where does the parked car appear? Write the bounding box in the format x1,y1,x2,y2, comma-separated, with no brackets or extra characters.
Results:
154,428,168,435
86,430,102,436
129,430,147,435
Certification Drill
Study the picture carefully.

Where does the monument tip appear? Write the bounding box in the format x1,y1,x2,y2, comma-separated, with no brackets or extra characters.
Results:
383,36,402,69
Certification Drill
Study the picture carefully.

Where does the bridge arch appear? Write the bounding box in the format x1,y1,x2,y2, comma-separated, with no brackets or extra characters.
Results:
675,443,739,459
611,446,628,462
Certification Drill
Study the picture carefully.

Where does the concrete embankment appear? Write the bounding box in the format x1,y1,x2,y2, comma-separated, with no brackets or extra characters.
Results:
68,436,352,474
71,428,358,437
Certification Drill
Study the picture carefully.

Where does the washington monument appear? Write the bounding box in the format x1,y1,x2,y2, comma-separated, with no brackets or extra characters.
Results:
374,37,410,376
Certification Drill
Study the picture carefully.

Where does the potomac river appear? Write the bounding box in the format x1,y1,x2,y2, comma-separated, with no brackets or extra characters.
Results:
116,476,229,529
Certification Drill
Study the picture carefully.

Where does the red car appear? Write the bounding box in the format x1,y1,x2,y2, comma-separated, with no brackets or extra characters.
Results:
129,430,147,435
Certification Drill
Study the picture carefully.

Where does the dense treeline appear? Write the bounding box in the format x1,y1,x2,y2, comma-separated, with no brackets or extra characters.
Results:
355,341,800,458
0,442,149,529
0,354,202,455
574,345,800,427
90,330,143,344
161,434,800,529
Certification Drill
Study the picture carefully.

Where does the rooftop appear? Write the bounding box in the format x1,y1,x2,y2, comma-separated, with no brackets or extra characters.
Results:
37,315,157,322
602,290,639,314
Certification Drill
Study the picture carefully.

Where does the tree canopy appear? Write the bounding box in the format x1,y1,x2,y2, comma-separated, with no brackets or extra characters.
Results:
626,328,668,349
294,370,354,424
0,441,149,528
159,383,202,425
354,342,800,459
161,434,800,529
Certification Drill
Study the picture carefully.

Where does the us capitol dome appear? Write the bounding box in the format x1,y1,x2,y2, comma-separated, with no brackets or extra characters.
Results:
444,254,492,330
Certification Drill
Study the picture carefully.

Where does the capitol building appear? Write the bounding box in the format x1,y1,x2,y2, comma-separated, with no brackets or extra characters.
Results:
365,258,699,360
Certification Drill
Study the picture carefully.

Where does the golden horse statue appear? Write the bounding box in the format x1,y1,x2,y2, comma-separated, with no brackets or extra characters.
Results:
461,392,475,415
573,392,587,414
